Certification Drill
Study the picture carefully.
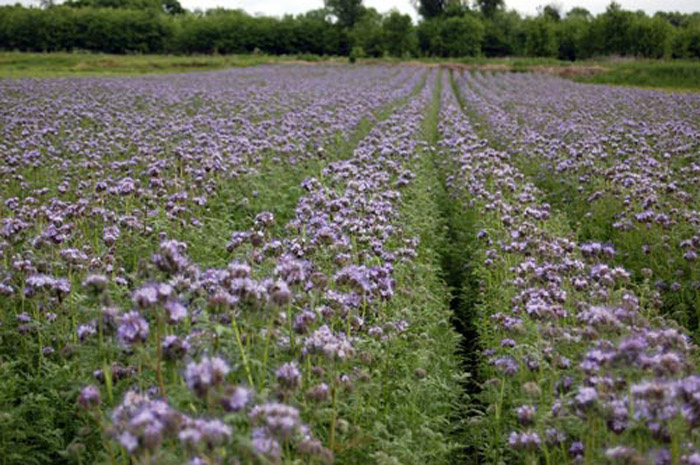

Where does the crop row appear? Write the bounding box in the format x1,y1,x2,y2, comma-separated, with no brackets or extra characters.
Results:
438,71,700,463
457,71,700,335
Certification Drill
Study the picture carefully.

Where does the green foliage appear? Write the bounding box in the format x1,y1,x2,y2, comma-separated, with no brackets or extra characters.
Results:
555,16,588,60
439,15,484,57
600,1,633,55
575,60,700,91
382,10,416,57
0,5,174,53
349,8,383,57
541,4,561,22
64,0,184,15
325,0,364,29
417,0,447,19
417,15,484,57
671,22,700,58
628,15,672,58
348,45,363,62
474,0,504,19
482,11,522,57
0,1,699,60
524,17,557,57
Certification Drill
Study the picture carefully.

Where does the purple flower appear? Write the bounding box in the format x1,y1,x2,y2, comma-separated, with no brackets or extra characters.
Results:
117,311,149,345
221,386,252,412
184,356,230,397
276,362,301,390
164,300,187,324
77,385,101,408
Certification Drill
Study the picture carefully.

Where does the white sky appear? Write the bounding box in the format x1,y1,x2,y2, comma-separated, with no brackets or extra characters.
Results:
1,0,698,19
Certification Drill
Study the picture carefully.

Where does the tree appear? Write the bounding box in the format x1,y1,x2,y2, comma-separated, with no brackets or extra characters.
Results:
556,15,588,59
416,18,442,55
671,22,700,58
482,10,522,56
413,0,467,19
524,16,557,56
475,0,503,19
629,14,671,58
293,9,340,55
382,10,415,57
440,15,484,56
419,14,484,57
601,1,633,55
325,0,364,28
349,7,383,56
161,0,183,15
64,0,184,14
566,7,591,20
542,4,561,22
413,0,446,19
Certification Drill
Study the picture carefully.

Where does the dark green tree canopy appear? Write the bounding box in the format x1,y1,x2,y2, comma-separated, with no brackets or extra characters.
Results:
567,6,591,20
542,4,561,22
475,0,504,18
1,0,699,60
414,0,446,19
64,0,184,14
324,0,364,28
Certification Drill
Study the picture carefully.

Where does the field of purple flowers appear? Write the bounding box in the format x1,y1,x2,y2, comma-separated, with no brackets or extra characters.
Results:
0,65,699,465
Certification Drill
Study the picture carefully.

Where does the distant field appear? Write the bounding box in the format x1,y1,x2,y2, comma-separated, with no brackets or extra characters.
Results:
0,52,698,92
571,59,700,92
448,57,700,92
0,52,332,77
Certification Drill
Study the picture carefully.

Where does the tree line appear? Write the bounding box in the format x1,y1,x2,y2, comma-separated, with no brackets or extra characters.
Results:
0,0,699,59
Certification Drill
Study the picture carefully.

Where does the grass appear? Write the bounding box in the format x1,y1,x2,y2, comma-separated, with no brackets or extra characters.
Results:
0,52,336,78
571,59,700,92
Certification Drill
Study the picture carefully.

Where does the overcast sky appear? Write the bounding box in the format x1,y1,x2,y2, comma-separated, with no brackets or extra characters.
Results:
2,0,698,19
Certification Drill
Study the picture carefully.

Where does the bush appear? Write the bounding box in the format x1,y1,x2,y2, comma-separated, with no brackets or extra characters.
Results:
417,15,484,57
0,6,173,53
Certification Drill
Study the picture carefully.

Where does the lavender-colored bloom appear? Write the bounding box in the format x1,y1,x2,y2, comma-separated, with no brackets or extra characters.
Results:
606,446,643,463
221,386,252,412
276,362,301,390
184,356,230,397
569,442,584,458
162,335,189,361
268,279,291,307
164,300,187,324
133,283,171,309
508,431,541,451
650,449,672,465
682,454,700,465
77,385,101,408
575,387,598,409
118,431,139,453
77,323,97,342
306,383,330,402
251,427,281,459
249,402,300,439
516,405,536,426
302,325,355,359
117,311,149,345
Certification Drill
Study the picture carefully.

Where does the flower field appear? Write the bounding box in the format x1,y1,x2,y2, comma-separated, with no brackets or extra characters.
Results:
0,65,699,465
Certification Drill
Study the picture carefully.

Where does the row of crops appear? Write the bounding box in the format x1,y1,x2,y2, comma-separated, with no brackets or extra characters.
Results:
0,65,699,464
